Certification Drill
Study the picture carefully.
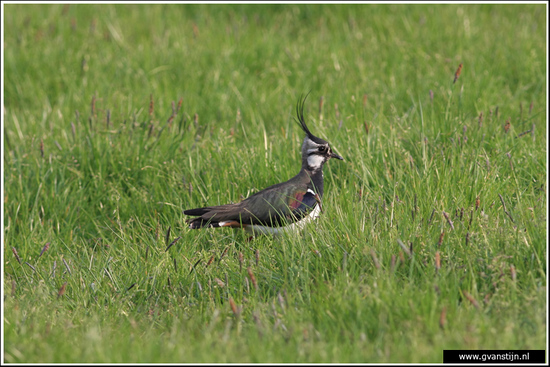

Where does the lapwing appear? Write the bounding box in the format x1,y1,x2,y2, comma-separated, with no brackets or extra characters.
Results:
183,94,343,235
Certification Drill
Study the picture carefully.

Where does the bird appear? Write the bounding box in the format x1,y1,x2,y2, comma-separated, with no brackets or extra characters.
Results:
183,94,343,235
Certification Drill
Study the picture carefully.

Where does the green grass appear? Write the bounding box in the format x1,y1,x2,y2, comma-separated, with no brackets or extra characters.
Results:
3,3,547,363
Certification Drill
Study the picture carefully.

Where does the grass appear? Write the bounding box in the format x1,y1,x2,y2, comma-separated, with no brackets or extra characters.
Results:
3,3,547,363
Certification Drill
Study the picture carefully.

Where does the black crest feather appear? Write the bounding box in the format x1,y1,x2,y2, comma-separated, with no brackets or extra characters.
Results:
295,92,326,144
295,92,313,138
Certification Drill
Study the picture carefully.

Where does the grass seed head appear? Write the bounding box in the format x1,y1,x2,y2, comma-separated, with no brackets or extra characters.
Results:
91,95,96,116
11,247,21,264
149,94,154,116
247,267,258,290
177,97,183,114
51,260,57,278
236,108,241,124
277,292,286,312
398,251,405,264
165,226,171,246
504,118,511,133
189,258,202,274
439,306,447,329
442,211,455,230
342,251,348,270
165,236,181,252
397,239,411,256
58,282,67,298
428,208,436,225
453,63,463,83
206,254,215,267
370,249,380,269
229,297,240,317
438,231,445,247
463,291,479,309
219,246,229,263
516,129,532,138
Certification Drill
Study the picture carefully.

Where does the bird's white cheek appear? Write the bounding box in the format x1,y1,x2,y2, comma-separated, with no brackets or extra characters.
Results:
307,154,325,169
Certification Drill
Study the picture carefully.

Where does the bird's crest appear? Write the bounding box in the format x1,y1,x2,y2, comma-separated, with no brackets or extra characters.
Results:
295,92,326,145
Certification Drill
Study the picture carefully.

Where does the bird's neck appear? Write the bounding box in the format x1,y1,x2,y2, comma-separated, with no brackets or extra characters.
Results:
300,165,325,198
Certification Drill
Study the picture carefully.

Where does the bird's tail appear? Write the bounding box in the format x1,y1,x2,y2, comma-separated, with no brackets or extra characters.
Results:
184,205,243,229
187,217,214,229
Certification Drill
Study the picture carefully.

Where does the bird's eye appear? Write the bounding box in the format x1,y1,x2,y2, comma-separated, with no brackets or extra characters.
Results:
318,146,326,152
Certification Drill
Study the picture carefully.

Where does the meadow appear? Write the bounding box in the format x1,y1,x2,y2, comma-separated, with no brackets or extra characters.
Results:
3,3,547,363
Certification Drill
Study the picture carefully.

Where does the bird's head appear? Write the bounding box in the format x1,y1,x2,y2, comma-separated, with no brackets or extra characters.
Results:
295,94,343,172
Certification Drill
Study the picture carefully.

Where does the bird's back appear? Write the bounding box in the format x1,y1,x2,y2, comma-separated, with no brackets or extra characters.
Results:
184,170,318,228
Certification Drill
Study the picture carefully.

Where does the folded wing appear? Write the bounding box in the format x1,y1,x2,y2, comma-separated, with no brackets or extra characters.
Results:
184,186,319,229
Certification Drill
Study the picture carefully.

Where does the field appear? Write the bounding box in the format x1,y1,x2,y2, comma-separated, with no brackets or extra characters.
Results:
3,3,547,363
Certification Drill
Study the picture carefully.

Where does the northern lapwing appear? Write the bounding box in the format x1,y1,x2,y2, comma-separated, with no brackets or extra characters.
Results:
183,94,343,235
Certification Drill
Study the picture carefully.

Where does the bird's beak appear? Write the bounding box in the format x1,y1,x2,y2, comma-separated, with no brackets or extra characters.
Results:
331,152,344,161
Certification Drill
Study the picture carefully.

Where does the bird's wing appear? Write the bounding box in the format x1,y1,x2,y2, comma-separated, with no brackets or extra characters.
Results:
232,184,319,226
184,184,319,227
